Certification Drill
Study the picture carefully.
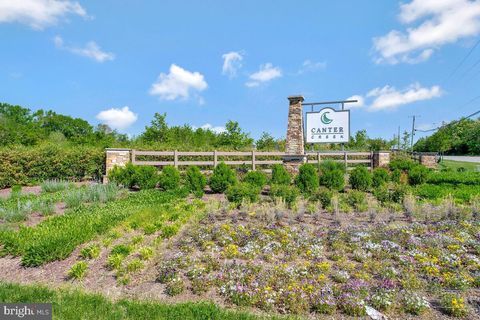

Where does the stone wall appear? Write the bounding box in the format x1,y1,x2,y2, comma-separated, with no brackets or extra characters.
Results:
419,154,437,168
373,151,390,168
104,148,131,183
284,96,306,174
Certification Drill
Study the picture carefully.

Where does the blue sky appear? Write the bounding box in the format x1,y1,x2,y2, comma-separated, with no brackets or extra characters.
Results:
1,0,480,142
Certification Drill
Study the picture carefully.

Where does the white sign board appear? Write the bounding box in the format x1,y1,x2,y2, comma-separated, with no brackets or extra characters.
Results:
306,107,350,143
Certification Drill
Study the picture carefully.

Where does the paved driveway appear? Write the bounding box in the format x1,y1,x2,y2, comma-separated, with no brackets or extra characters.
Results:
442,156,480,163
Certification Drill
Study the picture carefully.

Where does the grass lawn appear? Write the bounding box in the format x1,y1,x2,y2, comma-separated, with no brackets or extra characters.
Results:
438,160,480,172
0,282,279,320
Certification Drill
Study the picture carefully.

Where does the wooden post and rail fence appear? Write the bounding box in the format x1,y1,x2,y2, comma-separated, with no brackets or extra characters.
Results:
105,149,391,176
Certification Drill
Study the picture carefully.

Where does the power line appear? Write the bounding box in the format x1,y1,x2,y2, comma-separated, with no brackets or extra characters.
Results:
443,38,480,85
459,56,480,79
414,109,480,133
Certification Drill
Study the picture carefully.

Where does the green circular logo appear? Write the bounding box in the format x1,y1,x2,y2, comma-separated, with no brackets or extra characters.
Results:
321,111,333,124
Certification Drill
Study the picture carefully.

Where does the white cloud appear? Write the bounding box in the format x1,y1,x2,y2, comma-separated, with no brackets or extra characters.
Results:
245,63,282,87
96,106,138,130
298,59,327,74
345,95,365,108
367,83,442,111
0,0,87,30
192,123,226,134
149,64,208,101
222,51,243,78
54,36,115,62
373,0,480,64
347,83,442,111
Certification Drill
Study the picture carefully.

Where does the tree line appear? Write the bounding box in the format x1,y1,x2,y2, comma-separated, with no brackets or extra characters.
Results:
414,118,480,155
1,102,396,151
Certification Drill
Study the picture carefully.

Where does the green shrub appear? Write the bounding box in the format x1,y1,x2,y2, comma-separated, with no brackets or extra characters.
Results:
310,187,333,209
391,184,410,203
427,171,480,185
414,183,480,202
83,183,121,203
133,166,158,189
295,163,319,194
243,170,267,189
346,190,367,211
391,169,401,183
372,168,389,188
109,164,158,190
270,184,299,208
11,185,22,195
389,158,416,172
158,166,180,191
67,261,88,279
36,199,55,216
185,166,206,197
270,164,290,185
41,179,73,193
373,186,390,204
209,162,237,193
408,165,429,185
108,163,137,188
0,145,104,188
318,160,345,191
349,166,372,191
226,183,260,205
0,201,33,222
64,190,85,208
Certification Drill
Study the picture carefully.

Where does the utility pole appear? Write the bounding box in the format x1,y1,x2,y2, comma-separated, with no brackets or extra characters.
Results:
397,126,400,150
409,115,420,152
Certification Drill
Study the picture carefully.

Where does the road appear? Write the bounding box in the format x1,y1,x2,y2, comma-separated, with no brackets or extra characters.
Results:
442,156,480,163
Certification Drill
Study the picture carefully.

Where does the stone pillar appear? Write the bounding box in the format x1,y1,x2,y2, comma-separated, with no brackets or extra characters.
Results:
104,148,131,183
283,95,306,174
419,154,437,168
373,151,390,168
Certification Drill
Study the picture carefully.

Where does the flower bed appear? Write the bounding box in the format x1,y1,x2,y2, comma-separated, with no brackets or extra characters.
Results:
156,207,480,317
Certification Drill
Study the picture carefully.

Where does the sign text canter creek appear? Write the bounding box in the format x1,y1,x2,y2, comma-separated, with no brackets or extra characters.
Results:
305,107,350,143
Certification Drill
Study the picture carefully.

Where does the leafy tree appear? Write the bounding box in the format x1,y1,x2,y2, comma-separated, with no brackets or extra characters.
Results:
401,130,411,151
141,113,168,143
414,118,480,155
218,120,253,150
256,132,277,151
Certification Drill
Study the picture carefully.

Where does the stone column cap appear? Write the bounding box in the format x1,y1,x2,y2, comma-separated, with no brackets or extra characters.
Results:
106,148,131,151
287,95,304,103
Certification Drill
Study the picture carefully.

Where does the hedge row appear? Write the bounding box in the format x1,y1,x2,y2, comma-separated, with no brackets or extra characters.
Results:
0,145,105,188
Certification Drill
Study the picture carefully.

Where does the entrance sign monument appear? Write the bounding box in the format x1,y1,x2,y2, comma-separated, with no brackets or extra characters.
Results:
306,107,350,143
283,96,357,174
